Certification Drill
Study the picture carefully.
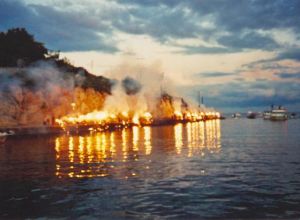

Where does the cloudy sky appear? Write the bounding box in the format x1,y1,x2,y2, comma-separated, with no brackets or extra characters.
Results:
1,0,300,112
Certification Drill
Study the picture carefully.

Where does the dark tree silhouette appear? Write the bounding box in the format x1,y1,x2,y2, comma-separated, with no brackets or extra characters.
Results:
0,28,48,67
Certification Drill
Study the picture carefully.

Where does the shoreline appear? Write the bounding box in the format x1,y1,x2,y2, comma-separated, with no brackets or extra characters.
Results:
0,117,220,137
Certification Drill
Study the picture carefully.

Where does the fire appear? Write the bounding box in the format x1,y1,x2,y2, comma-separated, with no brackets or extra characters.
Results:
54,95,221,132
55,110,154,128
174,110,183,120
55,109,221,130
139,112,153,125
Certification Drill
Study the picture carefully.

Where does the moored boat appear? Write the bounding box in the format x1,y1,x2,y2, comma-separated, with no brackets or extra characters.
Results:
270,107,288,121
232,113,241,118
263,111,271,120
247,111,257,119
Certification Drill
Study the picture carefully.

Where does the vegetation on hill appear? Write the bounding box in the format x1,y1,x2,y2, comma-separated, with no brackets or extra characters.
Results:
0,28,113,126
0,28,112,94
0,28,47,67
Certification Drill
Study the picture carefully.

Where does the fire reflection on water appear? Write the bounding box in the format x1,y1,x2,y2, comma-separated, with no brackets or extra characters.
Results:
144,126,152,155
174,123,183,154
122,129,128,162
55,120,221,178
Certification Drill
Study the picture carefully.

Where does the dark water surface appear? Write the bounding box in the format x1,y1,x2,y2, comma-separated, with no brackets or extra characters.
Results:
1,119,300,219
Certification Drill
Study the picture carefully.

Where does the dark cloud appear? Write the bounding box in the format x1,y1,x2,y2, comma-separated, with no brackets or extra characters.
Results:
179,80,300,111
140,0,300,33
259,63,287,71
115,0,300,53
276,72,300,79
178,45,238,54
218,32,279,51
0,0,35,30
192,1,300,32
194,72,234,78
29,5,118,52
244,48,300,69
113,0,180,8
2,0,300,53
177,32,279,54
113,5,201,42
276,48,300,61
0,0,119,52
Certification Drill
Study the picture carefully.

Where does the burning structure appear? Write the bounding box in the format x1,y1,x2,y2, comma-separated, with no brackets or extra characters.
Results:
52,62,220,133
0,28,220,135
0,62,220,134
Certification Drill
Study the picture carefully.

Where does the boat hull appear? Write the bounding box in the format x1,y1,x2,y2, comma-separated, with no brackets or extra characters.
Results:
263,106,288,121
270,111,288,121
270,116,288,121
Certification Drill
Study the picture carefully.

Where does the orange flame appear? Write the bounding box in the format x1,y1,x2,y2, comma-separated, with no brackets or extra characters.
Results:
55,102,221,131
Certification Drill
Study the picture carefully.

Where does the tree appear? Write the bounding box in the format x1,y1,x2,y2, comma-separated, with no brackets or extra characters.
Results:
0,28,48,67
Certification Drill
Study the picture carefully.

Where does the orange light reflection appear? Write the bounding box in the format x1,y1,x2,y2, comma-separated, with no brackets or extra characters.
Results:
54,120,220,178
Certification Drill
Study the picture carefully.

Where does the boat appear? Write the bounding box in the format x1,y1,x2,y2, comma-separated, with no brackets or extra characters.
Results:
220,115,226,120
263,111,271,120
247,111,257,119
270,106,288,121
232,113,241,118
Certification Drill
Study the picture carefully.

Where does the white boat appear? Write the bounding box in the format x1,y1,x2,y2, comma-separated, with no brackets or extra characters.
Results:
232,113,241,118
263,111,271,120
270,107,288,121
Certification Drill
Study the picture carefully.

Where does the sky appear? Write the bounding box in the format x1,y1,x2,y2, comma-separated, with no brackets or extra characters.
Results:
1,0,300,112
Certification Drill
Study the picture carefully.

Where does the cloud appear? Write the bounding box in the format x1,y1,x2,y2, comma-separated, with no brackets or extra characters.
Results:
1,0,300,112
112,5,201,42
177,31,279,55
276,72,300,79
276,48,300,61
0,0,119,52
244,48,300,69
259,63,287,71
179,80,300,111
114,0,300,53
2,0,300,54
178,45,238,54
194,72,234,78
218,32,279,51
186,0,300,33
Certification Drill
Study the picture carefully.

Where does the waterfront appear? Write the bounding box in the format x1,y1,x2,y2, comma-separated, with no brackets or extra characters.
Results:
0,119,300,219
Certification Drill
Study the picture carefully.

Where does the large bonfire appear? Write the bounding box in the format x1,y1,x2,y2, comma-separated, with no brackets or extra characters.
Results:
0,28,220,132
